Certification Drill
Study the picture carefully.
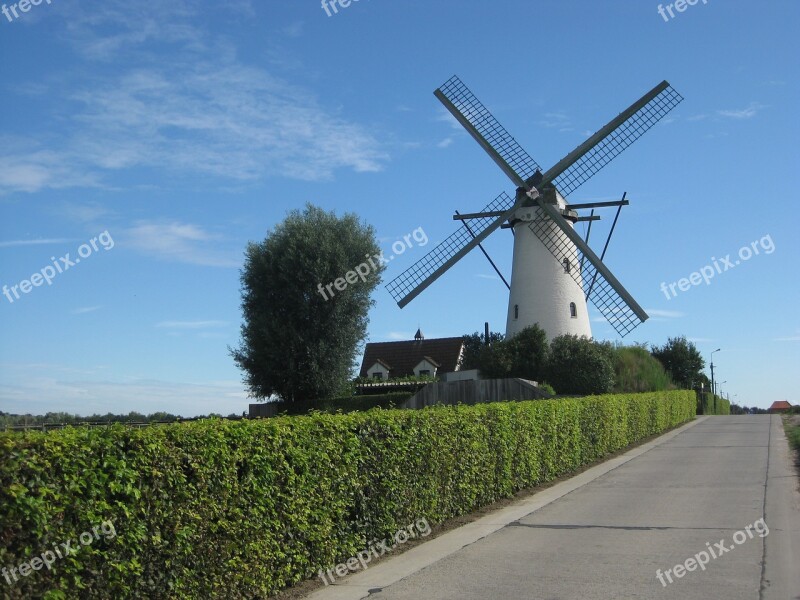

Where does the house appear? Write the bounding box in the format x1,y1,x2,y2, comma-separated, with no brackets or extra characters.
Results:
359,330,464,380
768,400,793,413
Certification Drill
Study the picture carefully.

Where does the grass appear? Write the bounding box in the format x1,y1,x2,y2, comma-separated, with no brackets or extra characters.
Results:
784,414,800,450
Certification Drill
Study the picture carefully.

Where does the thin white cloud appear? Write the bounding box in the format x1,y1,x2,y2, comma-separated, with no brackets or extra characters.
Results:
386,331,412,340
72,306,103,314
56,201,113,224
0,238,74,248
125,221,240,267
539,111,572,131
282,21,304,38
717,102,766,120
156,320,229,329
437,138,453,148
435,108,463,131
645,309,685,319
1,3,387,194
774,329,800,342
0,142,101,194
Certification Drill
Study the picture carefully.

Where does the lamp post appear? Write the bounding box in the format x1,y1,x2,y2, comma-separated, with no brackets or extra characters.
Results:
710,348,721,396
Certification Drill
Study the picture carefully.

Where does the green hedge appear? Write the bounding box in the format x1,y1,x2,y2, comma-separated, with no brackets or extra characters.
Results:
697,392,730,415
0,391,695,599
268,391,413,415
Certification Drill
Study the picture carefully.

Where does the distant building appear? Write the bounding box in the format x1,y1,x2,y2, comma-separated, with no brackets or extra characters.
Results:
768,400,793,413
359,329,464,380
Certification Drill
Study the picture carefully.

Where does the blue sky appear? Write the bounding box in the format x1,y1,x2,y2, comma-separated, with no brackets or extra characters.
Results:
1,0,797,416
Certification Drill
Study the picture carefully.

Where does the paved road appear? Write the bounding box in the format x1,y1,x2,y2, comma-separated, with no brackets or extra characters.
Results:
308,416,800,600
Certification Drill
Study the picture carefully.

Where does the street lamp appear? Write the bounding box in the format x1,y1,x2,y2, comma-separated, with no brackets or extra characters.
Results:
710,348,721,396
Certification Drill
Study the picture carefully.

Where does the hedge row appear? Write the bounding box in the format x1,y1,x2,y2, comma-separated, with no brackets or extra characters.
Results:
275,391,413,415
697,392,731,415
0,390,695,599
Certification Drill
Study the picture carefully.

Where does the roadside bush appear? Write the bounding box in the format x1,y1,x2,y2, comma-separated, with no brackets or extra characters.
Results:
267,392,412,415
612,345,673,393
0,391,694,599
546,335,614,395
697,392,730,415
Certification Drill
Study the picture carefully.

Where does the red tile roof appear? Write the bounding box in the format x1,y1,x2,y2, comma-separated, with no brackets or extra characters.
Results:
360,337,464,378
769,400,793,411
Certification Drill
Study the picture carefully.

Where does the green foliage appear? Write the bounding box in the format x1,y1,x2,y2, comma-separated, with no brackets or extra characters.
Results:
231,204,384,404
353,374,436,385
651,336,705,390
504,325,549,381
546,335,615,395
697,392,730,415
611,344,673,393
461,326,548,381
538,382,557,396
460,330,504,371
785,417,800,451
0,391,694,598
270,392,413,415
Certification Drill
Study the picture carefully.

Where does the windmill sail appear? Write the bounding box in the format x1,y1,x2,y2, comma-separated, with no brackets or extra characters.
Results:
546,81,683,197
385,192,515,308
435,76,542,188
387,75,683,337
529,200,647,337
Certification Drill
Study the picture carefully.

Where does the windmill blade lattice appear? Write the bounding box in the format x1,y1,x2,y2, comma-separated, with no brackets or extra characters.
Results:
386,192,515,307
527,215,642,337
436,76,542,186
548,83,683,197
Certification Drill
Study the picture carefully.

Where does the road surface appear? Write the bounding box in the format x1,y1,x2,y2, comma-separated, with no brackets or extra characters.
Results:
307,415,800,600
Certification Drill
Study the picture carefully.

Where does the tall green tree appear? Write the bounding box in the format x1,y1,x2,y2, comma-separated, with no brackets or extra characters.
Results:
650,336,705,390
231,204,384,404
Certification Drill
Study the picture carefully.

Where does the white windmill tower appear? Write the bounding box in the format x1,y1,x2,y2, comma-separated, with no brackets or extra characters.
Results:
386,76,683,340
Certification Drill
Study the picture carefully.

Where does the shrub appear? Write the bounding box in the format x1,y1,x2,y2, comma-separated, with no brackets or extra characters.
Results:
546,335,615,395
267,392,413,415
611,345,673,393
697,392,730,415
0,391,694,599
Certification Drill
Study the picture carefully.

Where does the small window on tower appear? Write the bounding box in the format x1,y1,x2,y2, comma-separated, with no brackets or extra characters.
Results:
563,258,571,273
514,304,519,319
570,302,577,318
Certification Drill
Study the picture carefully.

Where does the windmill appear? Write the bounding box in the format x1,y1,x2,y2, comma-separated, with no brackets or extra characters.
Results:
385,76,683,339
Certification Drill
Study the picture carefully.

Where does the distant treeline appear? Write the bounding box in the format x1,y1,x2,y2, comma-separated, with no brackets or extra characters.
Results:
0,410,246,430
